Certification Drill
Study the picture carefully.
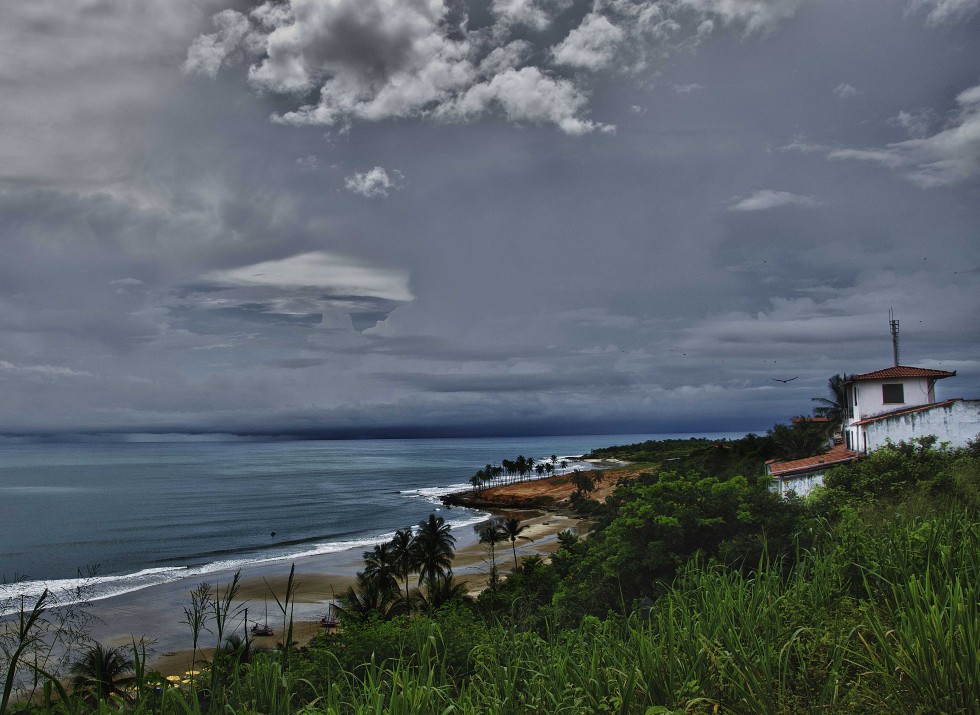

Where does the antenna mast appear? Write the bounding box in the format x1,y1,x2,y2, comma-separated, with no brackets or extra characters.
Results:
889,308,900,366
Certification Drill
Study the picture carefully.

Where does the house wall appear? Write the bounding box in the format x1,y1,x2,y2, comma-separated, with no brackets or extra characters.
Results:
773,470,826,497
853,377,934,421
863,400,980,451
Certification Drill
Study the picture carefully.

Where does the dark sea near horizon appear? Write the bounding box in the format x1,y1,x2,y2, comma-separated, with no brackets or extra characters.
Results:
0,432,745,611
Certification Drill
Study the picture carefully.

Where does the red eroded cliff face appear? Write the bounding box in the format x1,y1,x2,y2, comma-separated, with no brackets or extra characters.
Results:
441,465,641,509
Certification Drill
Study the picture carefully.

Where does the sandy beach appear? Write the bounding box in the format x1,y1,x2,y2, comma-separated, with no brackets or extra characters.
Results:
80,508,586,676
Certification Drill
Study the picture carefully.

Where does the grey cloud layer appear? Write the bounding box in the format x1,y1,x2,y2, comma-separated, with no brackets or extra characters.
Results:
0,0,978,437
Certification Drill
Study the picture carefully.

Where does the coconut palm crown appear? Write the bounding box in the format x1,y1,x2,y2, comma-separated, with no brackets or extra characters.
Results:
412,513,456,586
69,642,134,701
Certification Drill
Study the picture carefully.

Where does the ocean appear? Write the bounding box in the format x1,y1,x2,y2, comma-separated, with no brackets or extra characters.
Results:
0,432,743,611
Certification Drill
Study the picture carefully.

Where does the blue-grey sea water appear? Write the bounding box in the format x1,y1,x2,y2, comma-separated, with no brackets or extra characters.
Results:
0,433,743,607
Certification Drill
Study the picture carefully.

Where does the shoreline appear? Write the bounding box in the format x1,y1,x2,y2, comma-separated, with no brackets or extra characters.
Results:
4,455,644,682
10,457,646,680
76,508,586,676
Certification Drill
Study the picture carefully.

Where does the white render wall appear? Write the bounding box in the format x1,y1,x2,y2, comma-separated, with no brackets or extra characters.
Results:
853,377,935,421
864,400,980,451
773,471,826,497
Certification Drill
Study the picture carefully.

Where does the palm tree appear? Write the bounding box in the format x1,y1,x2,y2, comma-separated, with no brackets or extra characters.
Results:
362,542,399,597
500,517,531,570
69,642,134,701
571,470,595,498
771,421,828,460
340,573,399,621
477,521,506,590
389,528,417,607
812,373,850,431
501,459,515,484
412,573,471,612
412,514,456,586
492,465,503,485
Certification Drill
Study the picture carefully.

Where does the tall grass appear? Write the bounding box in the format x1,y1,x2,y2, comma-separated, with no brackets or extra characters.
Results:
852,510,980,713
17,508,980,714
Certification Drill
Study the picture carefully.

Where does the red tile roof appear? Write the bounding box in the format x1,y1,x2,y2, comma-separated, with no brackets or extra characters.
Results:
849,366,956,381
852,399,962,426
768,444,859,477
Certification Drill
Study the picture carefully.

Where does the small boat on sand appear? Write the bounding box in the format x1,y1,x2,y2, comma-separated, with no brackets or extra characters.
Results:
251,603,274,637
319,600,339,629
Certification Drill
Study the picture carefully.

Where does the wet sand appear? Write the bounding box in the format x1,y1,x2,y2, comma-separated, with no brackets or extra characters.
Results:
80,509,585,676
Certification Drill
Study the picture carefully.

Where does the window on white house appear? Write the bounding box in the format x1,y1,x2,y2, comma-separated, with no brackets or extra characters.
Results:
882,383,904,404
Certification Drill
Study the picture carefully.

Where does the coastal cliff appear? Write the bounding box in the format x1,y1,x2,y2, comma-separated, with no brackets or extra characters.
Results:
441,464,645,510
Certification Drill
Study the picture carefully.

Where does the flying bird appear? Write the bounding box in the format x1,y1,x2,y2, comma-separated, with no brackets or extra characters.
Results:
771,377,798,383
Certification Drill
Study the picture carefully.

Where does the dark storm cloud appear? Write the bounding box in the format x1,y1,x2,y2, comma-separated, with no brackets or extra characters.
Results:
0,0,977,437
378,369,634,393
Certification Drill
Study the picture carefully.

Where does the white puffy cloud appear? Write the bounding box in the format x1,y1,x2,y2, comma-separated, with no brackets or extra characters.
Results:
833,82,859,99
551,13,625,70
182,10,255,77
478,41,534,76
908,0,980,25
295,155,319,171
551,0,682,75
437,66,611,135
344,167,402,198
829,82,980,186
183,0,614,135
549,0,804,76
728,189,819,211
490,0,573,31
187,0,808,135
251,0,473,106
889,108,938,138
680,0,805,34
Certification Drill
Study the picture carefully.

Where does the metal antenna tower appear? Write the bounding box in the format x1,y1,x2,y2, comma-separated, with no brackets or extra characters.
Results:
889,308,900,366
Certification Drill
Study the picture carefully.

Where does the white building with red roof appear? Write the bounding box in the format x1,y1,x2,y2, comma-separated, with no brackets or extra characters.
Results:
768,444,860,497
842,366,978,453
769,364,979,496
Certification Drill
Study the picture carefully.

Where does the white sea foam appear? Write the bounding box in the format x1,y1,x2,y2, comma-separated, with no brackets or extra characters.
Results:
0,567,189,615
0,514,488,615
400,483,472,503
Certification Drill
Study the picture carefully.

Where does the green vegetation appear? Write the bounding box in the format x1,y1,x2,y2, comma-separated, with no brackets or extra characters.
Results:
4,436,980,714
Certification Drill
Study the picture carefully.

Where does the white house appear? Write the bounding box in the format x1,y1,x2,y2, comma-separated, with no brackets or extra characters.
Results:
769,364,979,496
843,365,979,453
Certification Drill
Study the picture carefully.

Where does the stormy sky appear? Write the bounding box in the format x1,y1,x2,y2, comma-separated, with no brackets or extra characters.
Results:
1,0,978,439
